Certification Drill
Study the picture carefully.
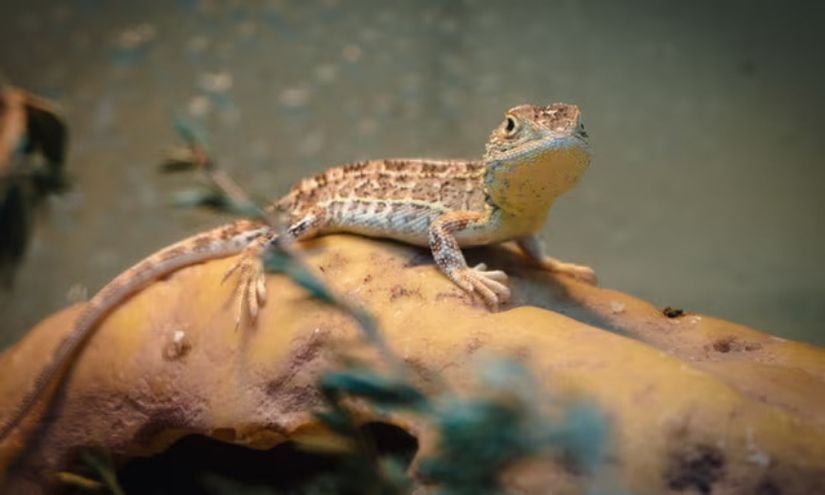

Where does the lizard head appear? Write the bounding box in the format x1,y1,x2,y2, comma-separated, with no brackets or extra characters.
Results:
483,103,591,217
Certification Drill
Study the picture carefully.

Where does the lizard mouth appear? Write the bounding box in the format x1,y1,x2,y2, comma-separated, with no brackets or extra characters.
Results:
570,130,590,149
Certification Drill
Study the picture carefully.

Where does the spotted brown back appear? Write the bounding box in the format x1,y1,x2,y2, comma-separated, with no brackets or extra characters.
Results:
276,159,488,219
272,159,491,245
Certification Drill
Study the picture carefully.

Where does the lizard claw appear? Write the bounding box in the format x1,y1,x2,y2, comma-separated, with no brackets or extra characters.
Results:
223,254,267,326
453,263,510,307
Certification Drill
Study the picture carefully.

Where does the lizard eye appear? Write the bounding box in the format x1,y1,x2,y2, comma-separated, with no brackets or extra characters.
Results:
504,116,519,137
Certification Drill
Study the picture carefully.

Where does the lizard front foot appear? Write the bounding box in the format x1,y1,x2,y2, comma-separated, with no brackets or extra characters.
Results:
223,253,267,325
452,263,510,307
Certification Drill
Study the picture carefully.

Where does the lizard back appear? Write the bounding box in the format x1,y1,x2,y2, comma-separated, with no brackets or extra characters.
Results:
275,159,491,245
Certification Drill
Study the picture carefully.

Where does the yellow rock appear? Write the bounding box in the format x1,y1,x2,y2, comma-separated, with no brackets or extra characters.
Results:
1,235,824,494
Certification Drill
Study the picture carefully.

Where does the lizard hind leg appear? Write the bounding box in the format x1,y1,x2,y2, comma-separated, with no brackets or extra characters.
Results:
224,207,329,326
222,233,273,326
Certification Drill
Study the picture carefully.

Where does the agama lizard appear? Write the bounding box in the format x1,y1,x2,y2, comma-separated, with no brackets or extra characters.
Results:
0,102,594,442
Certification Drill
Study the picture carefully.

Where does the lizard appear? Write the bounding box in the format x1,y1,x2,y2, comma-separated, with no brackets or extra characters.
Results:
0,102,594,442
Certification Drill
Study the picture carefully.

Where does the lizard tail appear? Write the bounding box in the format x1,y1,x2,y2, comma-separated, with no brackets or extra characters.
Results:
0,297,111,441
0,221,269,442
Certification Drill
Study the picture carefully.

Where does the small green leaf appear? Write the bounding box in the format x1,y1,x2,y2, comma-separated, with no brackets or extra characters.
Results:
169,187,228,209
320,370,426,409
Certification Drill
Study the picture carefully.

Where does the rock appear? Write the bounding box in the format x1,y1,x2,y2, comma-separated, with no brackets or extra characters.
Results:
1,235,824,493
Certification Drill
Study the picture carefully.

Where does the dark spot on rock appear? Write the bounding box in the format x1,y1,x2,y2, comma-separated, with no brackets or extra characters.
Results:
389,285,421,301
665,444,725,494
316,252,348,274
711,335,763,353
663,306,685,318
362,274,372,283
755,478,781,495
713,336,735,353
465,335,485,354
266,331,329,413
435,290,473,306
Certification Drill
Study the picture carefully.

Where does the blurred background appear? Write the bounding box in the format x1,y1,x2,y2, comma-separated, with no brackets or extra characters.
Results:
0,0,823,348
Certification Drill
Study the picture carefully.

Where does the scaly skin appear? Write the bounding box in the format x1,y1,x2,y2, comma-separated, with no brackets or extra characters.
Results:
0,102,594,442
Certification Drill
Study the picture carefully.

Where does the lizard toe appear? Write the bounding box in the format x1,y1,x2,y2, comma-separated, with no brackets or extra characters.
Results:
246,278,259,321
470,264,510,297
541,257,597,286
572,264,597,285
476,268,508,284
457,266,511,307
221,260,243,285
557,262,597,285
227,255,267,326
256,271,267,303
477,276,510,303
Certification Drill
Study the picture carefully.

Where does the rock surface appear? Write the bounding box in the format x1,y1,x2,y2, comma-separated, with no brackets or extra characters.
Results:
1,235,824,493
